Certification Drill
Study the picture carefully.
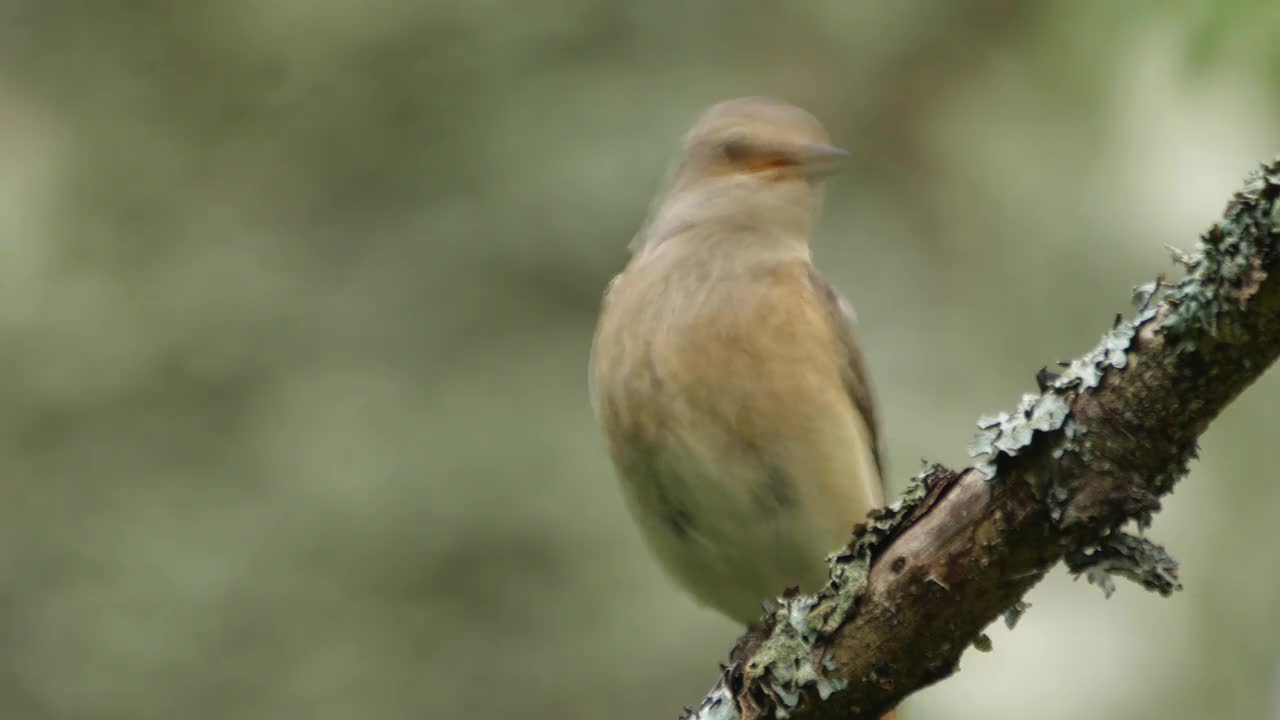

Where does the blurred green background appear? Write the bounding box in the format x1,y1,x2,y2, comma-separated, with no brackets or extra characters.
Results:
1,2,1278,719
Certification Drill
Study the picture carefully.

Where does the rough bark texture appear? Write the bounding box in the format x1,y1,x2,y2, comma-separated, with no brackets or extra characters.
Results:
681,158,1280,720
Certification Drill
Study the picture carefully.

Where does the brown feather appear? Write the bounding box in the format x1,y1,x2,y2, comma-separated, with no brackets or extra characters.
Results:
806,266,886,482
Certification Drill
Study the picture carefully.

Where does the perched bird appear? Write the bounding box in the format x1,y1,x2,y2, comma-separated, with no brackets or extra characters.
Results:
589,97,889,629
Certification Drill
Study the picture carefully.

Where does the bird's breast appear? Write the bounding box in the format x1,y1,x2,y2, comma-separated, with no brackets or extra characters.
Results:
591,255,880,623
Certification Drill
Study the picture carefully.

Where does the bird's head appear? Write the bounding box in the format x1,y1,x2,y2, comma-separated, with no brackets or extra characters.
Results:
636,97,846,254
674,96,848,189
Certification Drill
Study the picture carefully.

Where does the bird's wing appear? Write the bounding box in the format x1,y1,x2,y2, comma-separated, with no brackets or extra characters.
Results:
807,267,885,482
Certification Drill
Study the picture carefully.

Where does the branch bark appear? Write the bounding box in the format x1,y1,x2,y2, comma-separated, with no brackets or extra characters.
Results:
682,158,1280,720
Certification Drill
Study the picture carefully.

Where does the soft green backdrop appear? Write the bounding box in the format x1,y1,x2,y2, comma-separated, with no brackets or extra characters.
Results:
0,2,1277,719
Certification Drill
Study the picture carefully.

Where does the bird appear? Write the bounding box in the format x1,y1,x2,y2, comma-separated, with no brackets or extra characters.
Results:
589,96,889,629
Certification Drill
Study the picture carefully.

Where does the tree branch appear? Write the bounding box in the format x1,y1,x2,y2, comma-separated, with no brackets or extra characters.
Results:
681,158,1280,720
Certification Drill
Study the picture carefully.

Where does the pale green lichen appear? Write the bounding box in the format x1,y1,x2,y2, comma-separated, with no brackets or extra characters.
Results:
1065,531,1183,599
688,159,1278,720
964,262,1176,539
1131,279,1162,310
686,685,740,720
1081,567,1117,598
749,594,847,718
1052,308,1155,393
813,465,942,630
968,301,1159,485
1050,418,1085,460
1160,160,1280,350
1002,601,1030,630
738,467,953,717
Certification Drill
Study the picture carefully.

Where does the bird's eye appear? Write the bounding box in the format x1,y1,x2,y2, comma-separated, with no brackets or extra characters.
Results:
719,137,797,173
721,138,752,162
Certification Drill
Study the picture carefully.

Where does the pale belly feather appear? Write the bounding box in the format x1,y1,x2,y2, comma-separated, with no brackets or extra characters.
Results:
594,261,881,625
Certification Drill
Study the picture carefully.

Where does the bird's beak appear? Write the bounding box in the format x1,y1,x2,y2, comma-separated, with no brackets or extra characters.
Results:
797,142,849,177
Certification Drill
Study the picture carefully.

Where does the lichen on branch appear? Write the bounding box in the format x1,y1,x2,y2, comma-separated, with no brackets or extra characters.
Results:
680,157,1280,720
